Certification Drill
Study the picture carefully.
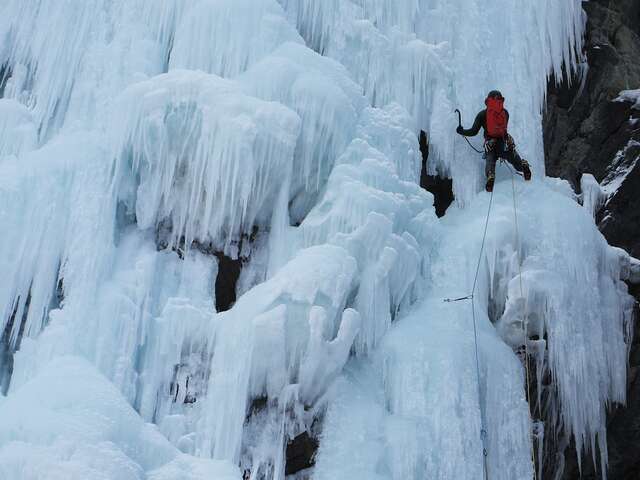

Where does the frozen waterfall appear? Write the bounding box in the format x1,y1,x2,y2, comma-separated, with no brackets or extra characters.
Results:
0,1,634,480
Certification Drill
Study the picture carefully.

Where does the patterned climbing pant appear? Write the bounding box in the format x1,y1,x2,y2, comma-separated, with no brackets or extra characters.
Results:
484,134,528,177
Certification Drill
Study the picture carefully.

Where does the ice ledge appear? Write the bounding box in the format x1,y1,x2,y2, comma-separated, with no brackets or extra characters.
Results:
611,246,640,284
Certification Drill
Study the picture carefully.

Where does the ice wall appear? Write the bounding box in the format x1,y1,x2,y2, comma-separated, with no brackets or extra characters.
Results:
0,1,634,480
169,0,304,77
113,70,301,254
278,0,585,204
0,99,36,156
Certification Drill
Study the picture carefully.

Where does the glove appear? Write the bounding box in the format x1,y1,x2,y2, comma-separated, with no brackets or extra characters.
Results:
456,125,464,135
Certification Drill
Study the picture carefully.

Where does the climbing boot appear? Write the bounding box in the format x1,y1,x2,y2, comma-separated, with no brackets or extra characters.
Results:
522,161,532,181
485,174,495,192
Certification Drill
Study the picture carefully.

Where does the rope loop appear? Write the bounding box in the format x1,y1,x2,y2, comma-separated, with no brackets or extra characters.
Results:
464,136,485,154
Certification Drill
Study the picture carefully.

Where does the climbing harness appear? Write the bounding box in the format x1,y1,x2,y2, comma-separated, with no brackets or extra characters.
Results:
442,159,538,479
454,110,527,178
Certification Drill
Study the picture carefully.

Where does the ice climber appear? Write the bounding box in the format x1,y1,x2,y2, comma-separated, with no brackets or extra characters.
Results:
456,90,532,192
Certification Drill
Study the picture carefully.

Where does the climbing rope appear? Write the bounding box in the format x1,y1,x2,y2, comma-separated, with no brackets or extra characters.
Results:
443,185,494,479
443,158,538,479
450,109,537,476
455,108,486,154
464,135,485,154
472,188,494,480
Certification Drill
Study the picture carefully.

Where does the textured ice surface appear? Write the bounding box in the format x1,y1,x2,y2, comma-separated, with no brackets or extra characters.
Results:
239,42,367,220
316,170,633,480
0,99,36,157
580,173,607,218
0,1,634,480
0,356,240,480
0,134,112,358
170,0,304,77
113,70,301,254
278,0,585,204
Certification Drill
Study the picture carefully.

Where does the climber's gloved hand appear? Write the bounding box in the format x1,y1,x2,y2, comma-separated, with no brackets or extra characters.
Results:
456,125,464,135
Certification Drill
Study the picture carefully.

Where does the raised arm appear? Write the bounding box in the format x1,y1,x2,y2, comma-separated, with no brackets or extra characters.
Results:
457,111,485,137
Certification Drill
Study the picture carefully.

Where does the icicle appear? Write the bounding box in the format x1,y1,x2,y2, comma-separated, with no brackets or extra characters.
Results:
170,0,303,78
197,244,359,464
112,70,300,256
0,100,36,157
239,43,365,221
580,173,607,218
266,166,293,279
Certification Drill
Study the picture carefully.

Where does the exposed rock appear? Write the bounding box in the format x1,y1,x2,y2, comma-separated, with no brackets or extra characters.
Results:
0,64,10,97
214,253,242,312
155,219,255,312
285,431,318,476
598,139,640,258
0,291,31,395
544,1,640,478
544,0,640,255
544,0,640,179
419,130,454,217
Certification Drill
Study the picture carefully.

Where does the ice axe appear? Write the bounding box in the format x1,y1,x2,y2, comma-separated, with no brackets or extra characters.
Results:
454,108,462,129
454,109,484,154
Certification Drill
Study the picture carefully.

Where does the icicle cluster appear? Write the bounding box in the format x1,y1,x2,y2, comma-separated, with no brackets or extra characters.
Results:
113,71,301,254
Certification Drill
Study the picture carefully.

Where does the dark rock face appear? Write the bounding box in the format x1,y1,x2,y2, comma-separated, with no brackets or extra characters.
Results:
544,0,640,256
543,1,640,478
0,302,21,395
0,64,10,97
285,431,318,475
0,290,34,395
603,298,640,480
214,253,242,312
155,220,249,312
598,140,640,258
419,130,455,217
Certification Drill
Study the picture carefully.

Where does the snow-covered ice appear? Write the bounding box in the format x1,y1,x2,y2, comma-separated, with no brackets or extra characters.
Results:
0,356,240,480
